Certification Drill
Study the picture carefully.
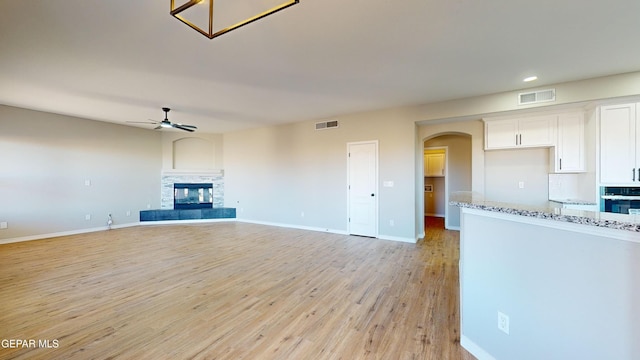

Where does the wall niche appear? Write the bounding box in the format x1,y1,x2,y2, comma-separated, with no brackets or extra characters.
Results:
173,137,214,170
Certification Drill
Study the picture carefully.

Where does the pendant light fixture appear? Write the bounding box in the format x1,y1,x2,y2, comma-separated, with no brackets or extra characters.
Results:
170,0,299,39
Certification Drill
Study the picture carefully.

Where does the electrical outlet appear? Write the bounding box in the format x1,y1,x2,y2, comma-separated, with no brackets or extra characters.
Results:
498,311,510,334
84,179,91,186
126,210,131,217
518,181,525,189
0,221,7,229
85,214,91,221
389,219,395,226
147,204,151,209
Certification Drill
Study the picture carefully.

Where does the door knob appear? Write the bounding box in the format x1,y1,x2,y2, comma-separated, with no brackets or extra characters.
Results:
371,193,375,197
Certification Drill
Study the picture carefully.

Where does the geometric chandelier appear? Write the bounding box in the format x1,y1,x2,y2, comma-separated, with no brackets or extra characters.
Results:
170,0,299,39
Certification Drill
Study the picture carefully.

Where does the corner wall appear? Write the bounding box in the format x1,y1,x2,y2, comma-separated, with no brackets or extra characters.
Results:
0,105,162,242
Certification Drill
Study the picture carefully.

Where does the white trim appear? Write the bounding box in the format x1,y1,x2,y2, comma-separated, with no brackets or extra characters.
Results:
237,219,414,243
447,225,461,231
461,207,640,243
461,335,497,360
0,223,140,245
416,231,425,241
0,219,416,246
236,218,348,235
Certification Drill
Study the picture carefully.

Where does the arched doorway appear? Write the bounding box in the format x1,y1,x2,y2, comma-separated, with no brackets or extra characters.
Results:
423,133,472,230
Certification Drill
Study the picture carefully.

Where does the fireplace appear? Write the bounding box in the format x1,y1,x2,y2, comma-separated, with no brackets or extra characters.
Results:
174,183,213,209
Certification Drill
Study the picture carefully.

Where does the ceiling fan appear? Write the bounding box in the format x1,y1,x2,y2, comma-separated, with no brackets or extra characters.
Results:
128,107,197,132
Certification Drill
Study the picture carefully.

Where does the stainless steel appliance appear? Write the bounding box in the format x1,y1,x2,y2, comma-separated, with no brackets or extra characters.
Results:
600,187,640,213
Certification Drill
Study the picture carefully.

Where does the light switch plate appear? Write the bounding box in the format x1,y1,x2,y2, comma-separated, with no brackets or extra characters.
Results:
0,222,7,229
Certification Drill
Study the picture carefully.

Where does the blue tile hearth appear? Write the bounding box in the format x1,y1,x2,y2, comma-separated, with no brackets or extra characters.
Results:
140,208,236,222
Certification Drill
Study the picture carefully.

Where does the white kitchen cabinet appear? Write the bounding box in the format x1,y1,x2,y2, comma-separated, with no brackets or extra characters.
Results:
552,112,585,173
599,103,640,184
424,153,445,177
484,115,556,150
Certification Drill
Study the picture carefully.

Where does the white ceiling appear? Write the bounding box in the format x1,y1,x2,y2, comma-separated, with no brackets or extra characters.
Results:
2,0,640,133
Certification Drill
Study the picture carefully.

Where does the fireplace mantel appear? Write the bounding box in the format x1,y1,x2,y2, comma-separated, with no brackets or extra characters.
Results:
161,169,224,176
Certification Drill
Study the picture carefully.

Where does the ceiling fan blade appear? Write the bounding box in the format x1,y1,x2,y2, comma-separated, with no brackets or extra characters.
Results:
154,125,162,130
173,124,195,132
126,121,158,124
175,124,197,129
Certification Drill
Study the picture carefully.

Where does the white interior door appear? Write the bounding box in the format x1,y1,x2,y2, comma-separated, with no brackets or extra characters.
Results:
348,141,378,237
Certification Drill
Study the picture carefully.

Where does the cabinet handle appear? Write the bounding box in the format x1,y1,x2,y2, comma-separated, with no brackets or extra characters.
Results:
638,168,640,182
559,158,562,170
634,169,636,182
519,134,522,145
515,134,518,145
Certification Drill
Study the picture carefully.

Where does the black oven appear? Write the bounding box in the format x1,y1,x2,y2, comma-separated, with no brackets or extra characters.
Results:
600,187,640,214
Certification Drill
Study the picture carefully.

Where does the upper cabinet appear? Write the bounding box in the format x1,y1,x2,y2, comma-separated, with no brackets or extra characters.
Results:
552,112,585,173
600,103,640,184
424,152,445,177
484,115,557,150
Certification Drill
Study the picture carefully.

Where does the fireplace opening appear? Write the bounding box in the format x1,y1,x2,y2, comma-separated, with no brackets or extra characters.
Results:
174,183,213,209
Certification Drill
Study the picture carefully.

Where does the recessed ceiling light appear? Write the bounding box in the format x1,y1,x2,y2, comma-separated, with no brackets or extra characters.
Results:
523,76,538,82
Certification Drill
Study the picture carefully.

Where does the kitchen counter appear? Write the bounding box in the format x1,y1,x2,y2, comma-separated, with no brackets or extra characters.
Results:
450,191,640,233
455,194,640,359
548,198,597,205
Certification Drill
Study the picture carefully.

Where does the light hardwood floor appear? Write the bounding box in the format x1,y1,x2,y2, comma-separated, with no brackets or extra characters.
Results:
0,219,475,359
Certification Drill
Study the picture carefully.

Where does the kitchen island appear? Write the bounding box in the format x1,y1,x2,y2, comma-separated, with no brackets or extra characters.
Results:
451,192,640,360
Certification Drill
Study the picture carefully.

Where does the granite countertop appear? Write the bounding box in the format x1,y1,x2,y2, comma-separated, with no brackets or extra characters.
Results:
548,198,597,206
450,191,640,232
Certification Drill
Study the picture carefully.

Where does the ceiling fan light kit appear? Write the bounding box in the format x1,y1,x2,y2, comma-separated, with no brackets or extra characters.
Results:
127,107,197,132
170,0,299,39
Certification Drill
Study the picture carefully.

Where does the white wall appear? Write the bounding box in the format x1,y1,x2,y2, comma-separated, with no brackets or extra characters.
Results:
484,148,550,206
223,108,417,241
0,105,162,241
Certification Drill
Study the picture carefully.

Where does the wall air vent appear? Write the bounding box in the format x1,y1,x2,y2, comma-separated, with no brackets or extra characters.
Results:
315,120,339,130
518,88,556,105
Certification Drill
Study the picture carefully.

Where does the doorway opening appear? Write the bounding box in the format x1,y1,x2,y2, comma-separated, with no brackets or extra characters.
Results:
423,134,472,230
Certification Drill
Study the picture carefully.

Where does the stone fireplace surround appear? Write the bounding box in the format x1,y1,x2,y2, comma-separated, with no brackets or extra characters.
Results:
161,171,224,209
139,170,235,222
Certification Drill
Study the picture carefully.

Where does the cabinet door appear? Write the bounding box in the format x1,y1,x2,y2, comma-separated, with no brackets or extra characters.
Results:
425,153,445,177
518,115,556,148
555,113,585,173
600,103,636,184
485,119,518,149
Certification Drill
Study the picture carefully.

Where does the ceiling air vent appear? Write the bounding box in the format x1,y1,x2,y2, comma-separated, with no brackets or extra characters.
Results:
315,120,339,130
518,88,555,105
